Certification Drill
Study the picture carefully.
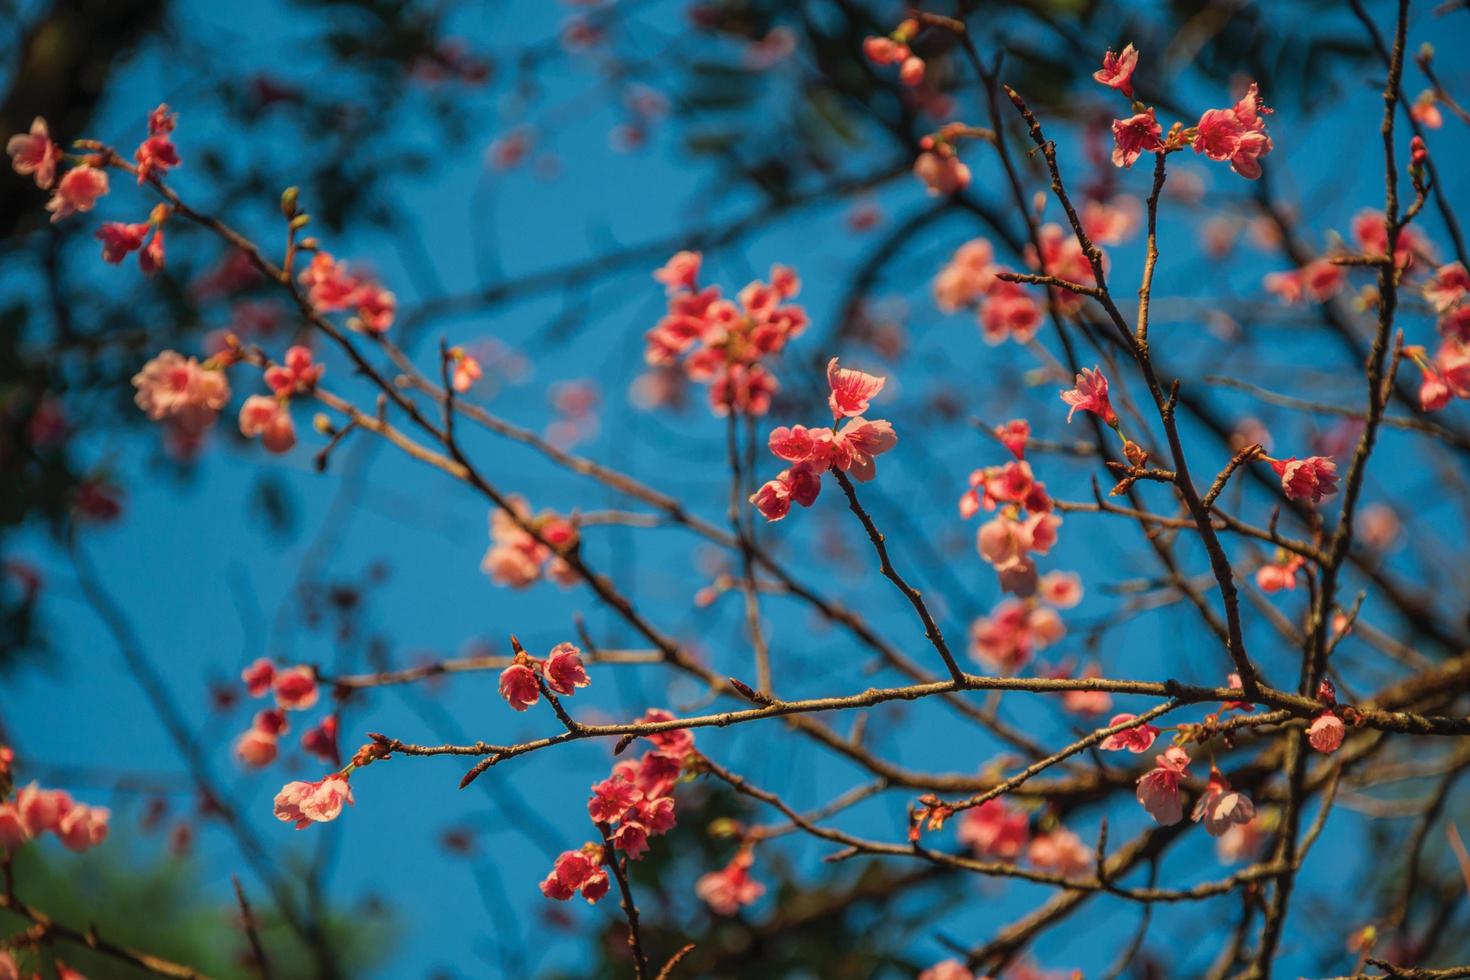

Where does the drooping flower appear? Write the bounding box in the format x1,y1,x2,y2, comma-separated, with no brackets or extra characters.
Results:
498,663,541,711
96,222,151,264
238,396,296,454
1255,552,1306,593
653,250,702,292
273,775,353,829
6,117,62,189
1060,367,1118,427
750,462,822,521
994,419,1030,459
913,142,971,196
695,846,765,915
540,847,608,903
1099,713,1160,753
135,104,181,183
544,642,591,696
56,804,111,851
301,714,341,767
1093,44,1139,97
264,346,324,396
1136,746,1191,825
1308,712,1345,754
1191,767,1255,837
242,657,276,697
1268,455,1338,503
234,728,279,768
272,666,319,710
1111,109,1162,169
46,165,109,222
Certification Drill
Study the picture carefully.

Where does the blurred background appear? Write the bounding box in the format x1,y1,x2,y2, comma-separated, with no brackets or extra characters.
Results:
2,0,1469,976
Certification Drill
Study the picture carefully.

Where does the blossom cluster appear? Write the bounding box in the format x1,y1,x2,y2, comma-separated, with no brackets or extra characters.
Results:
1413,261,1470,411
298,251,397,334
235,658,340,769
749,359,897,521
644,251,807,417
541,710,700,905
480,497,580,588
1096,45,1274,181
963,417,1063,597
0,780,110,854
497,640,591,711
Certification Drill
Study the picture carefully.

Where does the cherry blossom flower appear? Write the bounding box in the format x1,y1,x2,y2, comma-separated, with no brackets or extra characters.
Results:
970,600,1063,673
832,417,897,482
1425,263,1469,313
1268,455,1338,503
56,804,110,851
862,36,909,66
132,350,231,434
1352,207,1433,269
933,238,998,312
17,784,71,836
298,252,397,333
498,663,541,711
1060,662,1113,717
242,658,276,697
234,728,279,768
1081,197,1140,245
1193,83,1273,179
1038,571,1083,608
990,419,1030,460
450,348,483,392
1411,90,1443,129
1308,712,1345,754
1060,367,1118,427
1093,43,1139,97
612,819,651,859
264,346,324,396
1191,767,1255,837
695,847,765,915
654,250,702,292
827,357,886,418
96,222,151,264
540,847,609,903
1217,813,1270,864
750,462,823,521
6,117,61,189
274,774,353,829
1136,746,1191,825
544,642,591,695
265,667,316,711
1265,259,1345,305
135,104,180,183
1100,713,1160,753
45,164,109,222
1027,827,1091,877
913,142,971,196
301,715,341,767
978,280,1044,345
1255,552,1305,593
1111,109,1162,168
238,395,296,454
956,798,1029,860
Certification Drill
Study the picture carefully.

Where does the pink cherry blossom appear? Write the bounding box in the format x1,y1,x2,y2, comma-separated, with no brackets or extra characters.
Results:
695,847,765,915
978,280,1043,345
17,784,72,836
1193,83,1273,179
933,238,997,312
612,820,651,859
636,795,678,835
899,55,926,87
1217,815,1268,864
56,804,110,851
588,776,642,823
970,600,1063,673
96,222,151,264
1425,262,1469,313
6,117,62,189
1060,367,1118,427
301,715,341,767
1038,570,1083,608
135,104,180,183
238,395,296,453
138,224,166,275
1111,109,1163,168
234,728,279,768
544,642,591,695
750,461,823,521
264,346,324,396
1410,90,1443,129
832,417,897,482
274,774,353,829
1100,713,1160,753
862,36,910,66
1269,455,1338,503
654,250,702,292
956,798,1029,860
1308,712,1345,754
451,350,483,392
46,165,109,222
827,358,886,419
1255,553,1305,593
994,418,1030,459
498,663,541,711
1027,827,1090,878
272,666,319,710
913,145,971,196
132,350,232,434
1136,746,1190,825
1093,43,1139,97
1191,767,1255,837
242,657,276,697
540,848,608,903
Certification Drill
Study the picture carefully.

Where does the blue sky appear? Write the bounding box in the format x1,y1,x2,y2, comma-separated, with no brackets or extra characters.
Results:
5,0,1470,975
